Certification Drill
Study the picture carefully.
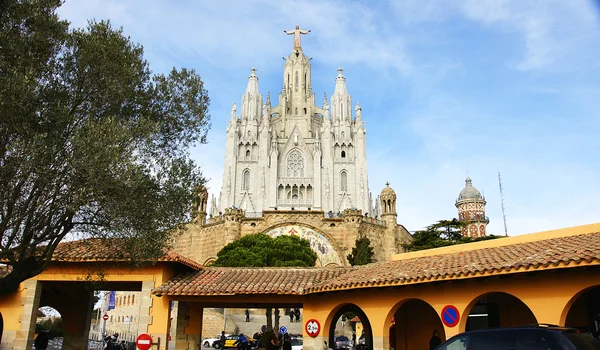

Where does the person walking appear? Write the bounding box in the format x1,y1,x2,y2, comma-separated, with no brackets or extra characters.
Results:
220,331,227,350
294,309,300,323
289,309,294,323
429,329,442,350
34,329,49,350
245,309,250,322
282,334,292,350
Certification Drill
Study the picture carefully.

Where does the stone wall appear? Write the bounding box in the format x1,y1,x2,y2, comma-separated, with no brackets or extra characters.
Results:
171,209,412,267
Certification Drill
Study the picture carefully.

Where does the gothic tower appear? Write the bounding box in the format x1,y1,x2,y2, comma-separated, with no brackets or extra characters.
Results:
455,176,488,237
218,26,370,214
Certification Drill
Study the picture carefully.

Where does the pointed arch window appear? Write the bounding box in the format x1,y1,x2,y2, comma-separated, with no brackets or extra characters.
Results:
341,171,348,191
295,71,299,92
286,149,304,177
243,170,250,191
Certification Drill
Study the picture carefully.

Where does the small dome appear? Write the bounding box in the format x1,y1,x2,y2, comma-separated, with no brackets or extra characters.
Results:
380,182,396,200
458,177,482,200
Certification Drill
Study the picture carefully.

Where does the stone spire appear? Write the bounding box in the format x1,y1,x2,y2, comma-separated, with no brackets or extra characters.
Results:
333,68,348,95
331,68,352,122
240,67,263,121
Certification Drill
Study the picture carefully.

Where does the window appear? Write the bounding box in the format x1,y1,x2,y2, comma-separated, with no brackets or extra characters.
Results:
341,171,347,191
341,151,346,158
437,335,469,350
246,149,250,158
243,170,250,191
295,71,298,92
286,149,304,177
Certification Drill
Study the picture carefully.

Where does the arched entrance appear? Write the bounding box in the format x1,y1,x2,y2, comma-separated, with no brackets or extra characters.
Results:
392,299,444,350
564,285,600,338
35,306,62,349
264,224,344,266
327,304,373,350
465,292,537,331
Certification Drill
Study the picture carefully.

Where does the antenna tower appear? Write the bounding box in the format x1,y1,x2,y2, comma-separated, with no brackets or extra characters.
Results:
498,172,508,236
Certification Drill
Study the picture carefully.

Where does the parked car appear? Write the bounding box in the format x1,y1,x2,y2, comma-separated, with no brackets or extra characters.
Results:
223,334,257,349
291,336,303,350
202,336,219,348
435,325,600,350
333,335,351,349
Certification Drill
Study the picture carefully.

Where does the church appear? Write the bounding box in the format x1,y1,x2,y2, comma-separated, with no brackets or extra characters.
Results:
173,27,413,266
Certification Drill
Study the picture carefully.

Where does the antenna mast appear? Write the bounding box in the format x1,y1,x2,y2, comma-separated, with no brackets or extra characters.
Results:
498,172,508,236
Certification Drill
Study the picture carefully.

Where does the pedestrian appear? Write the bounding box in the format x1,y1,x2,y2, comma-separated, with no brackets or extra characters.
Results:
289,309,294,323
245,309,250,322
34,329,49,350
429,329,442,350
294,308,300,323
282,334,292,350
220,331,227,350
267,333,280,350
234,333,249,350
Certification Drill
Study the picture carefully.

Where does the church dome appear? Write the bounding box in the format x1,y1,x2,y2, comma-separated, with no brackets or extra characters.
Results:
380,182,396,200
458,177,482,201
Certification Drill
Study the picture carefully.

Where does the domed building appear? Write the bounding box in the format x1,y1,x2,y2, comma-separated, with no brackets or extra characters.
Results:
171,28,412,266
455,177,489,237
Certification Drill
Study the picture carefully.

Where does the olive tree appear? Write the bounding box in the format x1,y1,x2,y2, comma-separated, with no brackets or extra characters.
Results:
0,0,210,293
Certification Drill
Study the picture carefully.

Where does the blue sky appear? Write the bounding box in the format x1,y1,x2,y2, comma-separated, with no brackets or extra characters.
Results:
58,0,600,236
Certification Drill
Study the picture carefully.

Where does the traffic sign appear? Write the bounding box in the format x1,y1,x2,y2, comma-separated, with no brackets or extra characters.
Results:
305,319,321,337
441,305,460,327
103,314,109,321
136,333,152,350
279,326,288,334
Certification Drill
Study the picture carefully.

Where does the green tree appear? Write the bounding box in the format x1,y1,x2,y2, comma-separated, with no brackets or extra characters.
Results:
213,234,317,267
402,219,502,252
346,237,374,266
0,0,210,293
213,233,317,333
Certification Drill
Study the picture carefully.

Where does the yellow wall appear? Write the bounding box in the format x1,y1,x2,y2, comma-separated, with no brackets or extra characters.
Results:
301,268,600,350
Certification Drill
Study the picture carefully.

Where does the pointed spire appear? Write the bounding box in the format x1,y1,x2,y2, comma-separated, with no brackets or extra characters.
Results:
323,92,328,106
334,67,348,95
245,67,259,95
266,91,271,106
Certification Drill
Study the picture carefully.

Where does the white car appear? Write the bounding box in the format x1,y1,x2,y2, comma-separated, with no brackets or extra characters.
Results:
291,336,303,350
202,334,230,349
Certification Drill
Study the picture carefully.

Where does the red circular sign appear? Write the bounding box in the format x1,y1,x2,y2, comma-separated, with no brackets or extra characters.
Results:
103,314,109,321
441,305,460,327
136,333,153,350
305,319,321,337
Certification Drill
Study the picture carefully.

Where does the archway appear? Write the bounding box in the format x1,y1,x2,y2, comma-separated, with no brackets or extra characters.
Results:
464,292,537,331
327,304,373,350
264,224,344,266
391,299,444,350
35,306,63,350
0,311,3,343
564,285,600,338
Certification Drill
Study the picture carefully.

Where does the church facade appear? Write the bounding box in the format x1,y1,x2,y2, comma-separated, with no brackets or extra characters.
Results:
218,40,370,215
172,28,412,267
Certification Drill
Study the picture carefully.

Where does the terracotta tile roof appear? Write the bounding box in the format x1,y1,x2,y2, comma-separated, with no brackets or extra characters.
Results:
306,232,600,293
48,238,202,270
152,232,600,296
151,267,351,296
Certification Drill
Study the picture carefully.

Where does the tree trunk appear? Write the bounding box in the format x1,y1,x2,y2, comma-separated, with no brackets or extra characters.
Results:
274,308,280,333
266,308,273,331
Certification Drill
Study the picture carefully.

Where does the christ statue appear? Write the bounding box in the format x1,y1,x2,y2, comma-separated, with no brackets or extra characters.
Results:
284,25,311,49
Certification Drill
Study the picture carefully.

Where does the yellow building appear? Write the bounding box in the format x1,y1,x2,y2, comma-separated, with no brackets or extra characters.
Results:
1,223,599,350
